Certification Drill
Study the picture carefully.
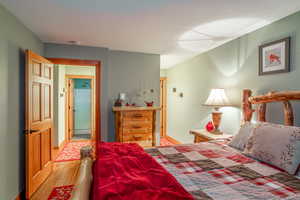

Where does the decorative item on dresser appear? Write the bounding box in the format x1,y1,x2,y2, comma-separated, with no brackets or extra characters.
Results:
113,106,160,147
190,129,232,143
203,88,230,135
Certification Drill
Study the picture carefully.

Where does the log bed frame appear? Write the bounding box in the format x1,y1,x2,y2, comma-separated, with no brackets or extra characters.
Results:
70,89,300,200
242,89,300,126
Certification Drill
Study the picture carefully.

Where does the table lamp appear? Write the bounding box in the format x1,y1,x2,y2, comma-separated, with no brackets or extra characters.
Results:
204,88,230,135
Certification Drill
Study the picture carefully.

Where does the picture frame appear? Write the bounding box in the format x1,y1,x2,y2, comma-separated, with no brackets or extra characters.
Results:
259,37,290,76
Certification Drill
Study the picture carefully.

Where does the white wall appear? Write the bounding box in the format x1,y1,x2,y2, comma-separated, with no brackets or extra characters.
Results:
54,65,66,146
65,65,95,75
160,69,167,77
57,66,66,145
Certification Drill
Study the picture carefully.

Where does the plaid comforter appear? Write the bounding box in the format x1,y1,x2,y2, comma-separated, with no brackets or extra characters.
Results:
145,141,300,200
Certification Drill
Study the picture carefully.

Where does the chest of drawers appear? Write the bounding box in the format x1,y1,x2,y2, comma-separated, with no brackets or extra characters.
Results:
113,107,160,147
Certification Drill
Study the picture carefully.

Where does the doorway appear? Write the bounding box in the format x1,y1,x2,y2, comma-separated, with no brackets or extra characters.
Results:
49,58,101,161
66,75,95,141
160,77,167,138
159,77,181,146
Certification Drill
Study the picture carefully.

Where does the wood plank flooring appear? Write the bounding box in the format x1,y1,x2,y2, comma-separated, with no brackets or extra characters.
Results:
31,161,80,200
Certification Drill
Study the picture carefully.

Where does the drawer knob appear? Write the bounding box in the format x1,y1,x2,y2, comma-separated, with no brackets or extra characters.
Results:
132,125,142,129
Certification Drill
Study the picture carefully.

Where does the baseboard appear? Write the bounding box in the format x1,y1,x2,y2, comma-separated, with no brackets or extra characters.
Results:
165,135,181,144
58,140,67,151
15,193,21,200
70,139,91,142
53,140,67,159
15,191,25,200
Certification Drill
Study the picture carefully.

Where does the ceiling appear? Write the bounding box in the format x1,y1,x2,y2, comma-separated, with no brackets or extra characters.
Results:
1,0,300,68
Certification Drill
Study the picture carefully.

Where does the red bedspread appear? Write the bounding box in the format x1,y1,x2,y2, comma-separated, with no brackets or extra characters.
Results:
93,142,193,200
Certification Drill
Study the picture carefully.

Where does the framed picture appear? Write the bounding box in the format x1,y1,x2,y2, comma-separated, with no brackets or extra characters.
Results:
259,37,290,75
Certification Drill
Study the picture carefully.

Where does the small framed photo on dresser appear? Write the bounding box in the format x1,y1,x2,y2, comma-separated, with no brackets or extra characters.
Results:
259,37,290,76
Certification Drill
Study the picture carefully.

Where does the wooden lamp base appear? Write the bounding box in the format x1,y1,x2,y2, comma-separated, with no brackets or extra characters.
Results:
211,108,223,135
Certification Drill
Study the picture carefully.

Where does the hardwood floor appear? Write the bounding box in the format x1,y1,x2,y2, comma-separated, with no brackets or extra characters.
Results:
31,161,80,200
160,136,181,146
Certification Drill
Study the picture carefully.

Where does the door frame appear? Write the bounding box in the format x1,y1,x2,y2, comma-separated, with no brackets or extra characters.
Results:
160,77,167,137
65,75,95,141
47,58,101,143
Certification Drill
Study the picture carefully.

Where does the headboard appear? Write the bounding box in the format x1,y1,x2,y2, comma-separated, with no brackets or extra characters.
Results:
242,89,300,126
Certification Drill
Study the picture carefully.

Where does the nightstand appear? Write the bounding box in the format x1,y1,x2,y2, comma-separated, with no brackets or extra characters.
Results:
190,129,232,143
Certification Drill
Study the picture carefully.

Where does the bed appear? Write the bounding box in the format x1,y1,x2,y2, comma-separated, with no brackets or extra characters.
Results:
70,89,300,200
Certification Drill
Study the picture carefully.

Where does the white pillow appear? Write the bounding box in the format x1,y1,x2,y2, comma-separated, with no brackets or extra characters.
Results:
244,122,300,175
228,122,257,151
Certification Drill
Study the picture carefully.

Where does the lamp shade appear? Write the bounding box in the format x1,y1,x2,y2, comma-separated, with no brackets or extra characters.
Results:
204,88,230,107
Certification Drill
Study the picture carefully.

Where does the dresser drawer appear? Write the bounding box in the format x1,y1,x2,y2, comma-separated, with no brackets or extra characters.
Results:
123,120,152,129
123,133,152,142
114,107,158,147
123,111,153,121
123,128,152,135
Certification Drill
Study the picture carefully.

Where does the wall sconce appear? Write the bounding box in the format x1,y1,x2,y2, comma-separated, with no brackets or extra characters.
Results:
173,88,177,93
179,92,184,98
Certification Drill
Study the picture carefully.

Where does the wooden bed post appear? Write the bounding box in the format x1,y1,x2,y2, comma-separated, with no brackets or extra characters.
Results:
257,103,266,122
242,89,254,123
283,101,294,126
245,90,298,126
70,146,93,200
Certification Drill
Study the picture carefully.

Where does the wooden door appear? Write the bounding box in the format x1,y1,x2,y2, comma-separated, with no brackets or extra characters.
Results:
25,50,54,199
160,78,167,137
67,78,75,140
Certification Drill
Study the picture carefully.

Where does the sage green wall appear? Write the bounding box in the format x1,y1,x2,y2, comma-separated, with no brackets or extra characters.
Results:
108,50,160,142
167,11,300,143
45,44,161,142
0,4,44,199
